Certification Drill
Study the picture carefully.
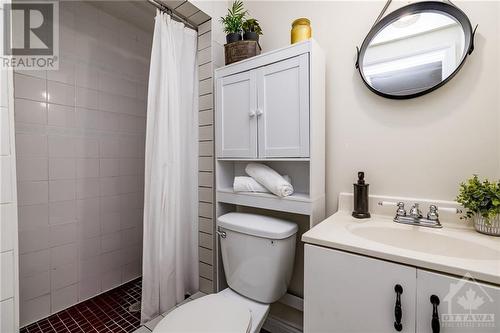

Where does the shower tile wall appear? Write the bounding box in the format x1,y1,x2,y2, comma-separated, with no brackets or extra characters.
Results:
1,66,20,331
14,2,151,327
197,20,216,294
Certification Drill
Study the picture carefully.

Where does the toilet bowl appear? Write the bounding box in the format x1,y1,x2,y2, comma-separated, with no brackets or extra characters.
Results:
153,212,298,333
153,288,269,333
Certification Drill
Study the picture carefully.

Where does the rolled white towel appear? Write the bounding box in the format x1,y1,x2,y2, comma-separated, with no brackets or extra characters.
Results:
233,175,291,193
245,163,294,197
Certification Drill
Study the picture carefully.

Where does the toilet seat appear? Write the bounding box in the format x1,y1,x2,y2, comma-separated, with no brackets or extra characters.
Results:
153,293,252,332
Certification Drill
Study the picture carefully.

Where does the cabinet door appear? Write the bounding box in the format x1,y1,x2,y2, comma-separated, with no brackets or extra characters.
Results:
416,270,499,333
216,70,257,158
304,244,416,333
257,54,309,158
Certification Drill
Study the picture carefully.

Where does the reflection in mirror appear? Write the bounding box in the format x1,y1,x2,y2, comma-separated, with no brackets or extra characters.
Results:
363,13,465,96
356,1,475,99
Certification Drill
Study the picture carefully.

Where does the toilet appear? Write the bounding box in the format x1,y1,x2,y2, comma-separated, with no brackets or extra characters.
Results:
153,212,298,333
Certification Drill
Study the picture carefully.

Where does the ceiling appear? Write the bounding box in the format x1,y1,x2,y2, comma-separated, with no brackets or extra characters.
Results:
88,1,211,33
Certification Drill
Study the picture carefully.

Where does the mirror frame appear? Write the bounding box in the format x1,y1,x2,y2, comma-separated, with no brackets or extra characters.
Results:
355,1,477,99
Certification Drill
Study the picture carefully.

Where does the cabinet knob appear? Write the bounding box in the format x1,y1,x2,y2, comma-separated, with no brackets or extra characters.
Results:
394,284,403,331
430,295,440,333
249,110,256,117
256,109,263,117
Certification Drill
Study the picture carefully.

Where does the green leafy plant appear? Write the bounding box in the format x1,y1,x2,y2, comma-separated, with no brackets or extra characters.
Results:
456,175,500,223
242,18,263,35
219,0,247,34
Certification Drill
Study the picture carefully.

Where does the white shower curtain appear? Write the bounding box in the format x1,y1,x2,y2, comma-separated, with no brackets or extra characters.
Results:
141,10,199,323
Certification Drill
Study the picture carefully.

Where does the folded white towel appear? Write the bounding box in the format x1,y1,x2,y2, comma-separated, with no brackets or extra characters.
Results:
233,175,291,193
245,163,294,197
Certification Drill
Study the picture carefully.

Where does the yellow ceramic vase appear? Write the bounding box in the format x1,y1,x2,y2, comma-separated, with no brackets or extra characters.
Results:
291,18,312,44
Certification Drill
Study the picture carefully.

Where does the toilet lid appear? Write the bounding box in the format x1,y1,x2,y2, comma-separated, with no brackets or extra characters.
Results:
153,294,251,333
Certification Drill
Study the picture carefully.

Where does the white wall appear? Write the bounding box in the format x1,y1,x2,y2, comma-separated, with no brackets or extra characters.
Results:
14,2,150,326
191,0,228,69
243,0,500,214
192,0,228,46
1,50,20,333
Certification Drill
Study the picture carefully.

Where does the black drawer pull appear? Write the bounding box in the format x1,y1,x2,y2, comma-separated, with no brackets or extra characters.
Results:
393,284,403,331
430,295,440,333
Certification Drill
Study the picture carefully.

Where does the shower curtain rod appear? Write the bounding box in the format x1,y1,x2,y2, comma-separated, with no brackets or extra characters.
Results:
147,0,198,31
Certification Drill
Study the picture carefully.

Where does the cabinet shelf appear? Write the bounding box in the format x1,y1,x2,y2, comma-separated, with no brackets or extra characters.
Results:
217,158,310,162
217,188,313,215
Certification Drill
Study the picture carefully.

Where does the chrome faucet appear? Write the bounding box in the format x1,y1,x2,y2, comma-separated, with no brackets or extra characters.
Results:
409,203,423,219
392,202,442,228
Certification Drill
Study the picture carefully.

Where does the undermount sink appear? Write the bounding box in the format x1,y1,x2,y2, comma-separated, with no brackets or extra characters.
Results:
349,224,500,260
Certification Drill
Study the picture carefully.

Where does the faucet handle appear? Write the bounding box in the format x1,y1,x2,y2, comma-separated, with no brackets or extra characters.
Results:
427,205,439,221
409,203,423,218
396,202,406,217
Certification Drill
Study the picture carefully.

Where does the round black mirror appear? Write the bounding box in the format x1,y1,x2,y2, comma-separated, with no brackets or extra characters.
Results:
356,1,476,99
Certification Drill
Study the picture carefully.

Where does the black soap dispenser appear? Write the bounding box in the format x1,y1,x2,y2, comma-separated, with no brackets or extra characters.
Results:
352,171,370,219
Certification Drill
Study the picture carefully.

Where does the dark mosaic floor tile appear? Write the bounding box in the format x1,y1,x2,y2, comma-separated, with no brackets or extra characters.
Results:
20,279,142,333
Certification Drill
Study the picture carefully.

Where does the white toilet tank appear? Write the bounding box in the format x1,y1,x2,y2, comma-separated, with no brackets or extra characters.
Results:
217,212,298,304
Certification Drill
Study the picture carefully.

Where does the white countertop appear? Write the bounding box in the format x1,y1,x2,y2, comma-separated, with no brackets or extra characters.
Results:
302,207,500,286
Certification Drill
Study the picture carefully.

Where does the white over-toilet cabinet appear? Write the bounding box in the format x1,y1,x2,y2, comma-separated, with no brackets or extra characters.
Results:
304,244,500,333
216,48,310,158
214,41,326,307
214,40,326,219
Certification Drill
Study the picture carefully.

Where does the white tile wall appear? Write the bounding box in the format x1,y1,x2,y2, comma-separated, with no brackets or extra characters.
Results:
0,252,14,300
19,250,50,278
20,272,50,301
47,104,76,127
51,284,78,313
1,298,15,333
13,74,46,102
14,99,47,125
1,156,14,202
14,2,151,327
17,158,48,181
20,295,50,326
1,48,20,331
1,204,16,252
0,109,11,153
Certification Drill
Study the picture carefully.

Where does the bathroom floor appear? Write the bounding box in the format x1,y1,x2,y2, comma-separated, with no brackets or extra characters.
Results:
20,279,142,333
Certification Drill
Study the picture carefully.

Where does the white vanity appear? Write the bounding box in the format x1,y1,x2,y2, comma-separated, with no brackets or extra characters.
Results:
303,193,500,333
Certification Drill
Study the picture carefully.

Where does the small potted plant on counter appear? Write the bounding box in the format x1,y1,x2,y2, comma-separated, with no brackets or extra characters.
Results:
220,0,247,44
242,18,263,42
457,175,500,236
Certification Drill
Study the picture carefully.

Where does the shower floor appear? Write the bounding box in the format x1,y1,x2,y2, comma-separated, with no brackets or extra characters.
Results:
20,279,142,333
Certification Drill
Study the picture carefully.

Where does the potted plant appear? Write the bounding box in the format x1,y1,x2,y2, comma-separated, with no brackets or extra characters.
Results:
242,18,263,42
456,175,500,236
220,0,247,44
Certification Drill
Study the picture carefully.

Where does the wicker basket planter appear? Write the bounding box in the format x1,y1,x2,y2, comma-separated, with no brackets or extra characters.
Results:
474,214,500,236
224,40,261,65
